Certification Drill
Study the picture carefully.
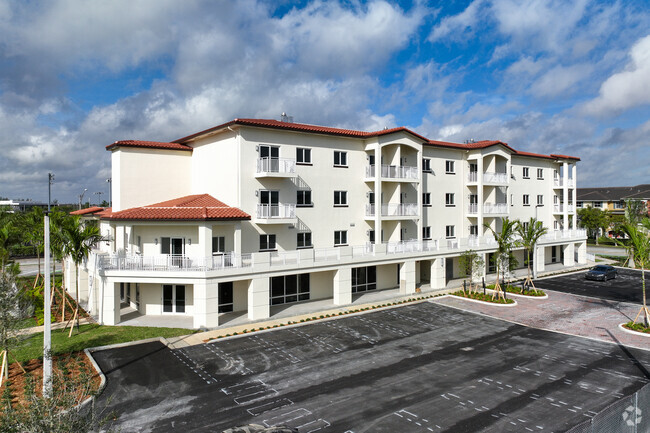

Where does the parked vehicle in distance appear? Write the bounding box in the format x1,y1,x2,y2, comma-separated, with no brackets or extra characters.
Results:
585,265,618,281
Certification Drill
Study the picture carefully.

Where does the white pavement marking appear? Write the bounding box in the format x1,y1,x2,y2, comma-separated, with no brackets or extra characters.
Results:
171,349,217,385
247,398,294,416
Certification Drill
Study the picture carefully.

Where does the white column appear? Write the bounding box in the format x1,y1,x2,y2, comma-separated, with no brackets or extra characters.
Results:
477,156,484,237
115,225,126,254
563,243,575,267
400,260,416,294
535,245,545,275
563,162,569,230
248,277,270,320
577,241,587,264
234,222,242,254
193,280,219,329
416,146,423,242
102,281,120,325
571,164,577,229
374,144,382,245
198,223,213,258
430,258,446,289
333,266,352,305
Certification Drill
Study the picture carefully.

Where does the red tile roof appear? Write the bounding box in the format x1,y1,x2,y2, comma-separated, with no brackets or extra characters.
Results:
106,140,192,152
174,118,431,143
101,194,250,221
105,118,580,162
70,206,105,215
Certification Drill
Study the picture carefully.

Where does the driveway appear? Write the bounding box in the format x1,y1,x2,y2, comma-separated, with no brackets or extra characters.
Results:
534,268,644,304
92,302,650,433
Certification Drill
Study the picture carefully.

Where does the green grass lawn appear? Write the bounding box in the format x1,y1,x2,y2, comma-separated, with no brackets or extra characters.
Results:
11,324,196,364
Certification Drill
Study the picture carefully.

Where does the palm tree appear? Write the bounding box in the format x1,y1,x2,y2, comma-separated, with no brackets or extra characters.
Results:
22,207,45,276
617,221,650,327
516,218,548,290
484,218,520,300
60,216,103,335
49,210,70,321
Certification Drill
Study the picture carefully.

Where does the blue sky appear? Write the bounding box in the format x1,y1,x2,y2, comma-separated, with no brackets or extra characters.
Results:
1,0,649,203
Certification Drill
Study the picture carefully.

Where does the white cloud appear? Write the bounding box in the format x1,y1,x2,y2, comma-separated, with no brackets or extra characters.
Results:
583,34,650,116
529,64,592,98
428,0,485,43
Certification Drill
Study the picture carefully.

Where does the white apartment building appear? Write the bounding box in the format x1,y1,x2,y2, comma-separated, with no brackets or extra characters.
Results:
68,118,587,329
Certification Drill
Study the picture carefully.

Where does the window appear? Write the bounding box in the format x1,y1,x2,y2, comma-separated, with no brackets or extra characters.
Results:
554,220,559,230
352,266,377,293
523,167,530,178
334,230,348,246
445,225,455,238
537,168,543,179
218,282,234,313
523,194,530,206
423,192,431,207
296,147,312,164
334,191,348,206
422,226,431,240
445,193,455,206
334,151,347,167
271,274,310,305
577,201,583,208
469,225,478,236
510,194,514,206
422,158,432,173
445,160,455,174
297,190,312,207
259,234,276,251
594,201,603,208
537,195,544,206
368,230,375,243
522,222,530,231
297,232,312,248
212,236,225,255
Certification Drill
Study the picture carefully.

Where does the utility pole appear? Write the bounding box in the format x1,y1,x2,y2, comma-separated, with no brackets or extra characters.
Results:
106,178,112,207
43,173,54,397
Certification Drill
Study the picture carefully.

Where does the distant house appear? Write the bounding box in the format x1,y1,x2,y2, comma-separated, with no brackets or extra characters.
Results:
576,184,650,216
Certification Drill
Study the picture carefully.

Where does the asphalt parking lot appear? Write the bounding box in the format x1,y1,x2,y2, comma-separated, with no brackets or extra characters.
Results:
93,302,650,433
534,267,644,303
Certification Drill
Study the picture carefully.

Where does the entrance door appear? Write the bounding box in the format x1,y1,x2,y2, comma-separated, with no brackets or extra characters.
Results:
162,284,186,313
446,258,454,282
260,190,280,217
551,246,557,263
218,282,234,313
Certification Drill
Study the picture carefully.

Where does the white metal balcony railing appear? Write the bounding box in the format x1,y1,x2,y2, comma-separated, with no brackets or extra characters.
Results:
483,172,508,184
483,203,508,214
98,253,253,272
256,157,296,174
365,165,418,180
467,203,478,214
365,203,419,217
97,230,587,274
256,203,296,219
553,178,575,188
468,172,478,183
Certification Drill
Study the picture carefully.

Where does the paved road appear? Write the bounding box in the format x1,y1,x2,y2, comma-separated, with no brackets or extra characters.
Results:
534,268,643,304
93,302,650,433
587,245,627,256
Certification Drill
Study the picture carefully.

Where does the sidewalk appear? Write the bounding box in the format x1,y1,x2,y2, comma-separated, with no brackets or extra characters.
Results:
15,317,94,336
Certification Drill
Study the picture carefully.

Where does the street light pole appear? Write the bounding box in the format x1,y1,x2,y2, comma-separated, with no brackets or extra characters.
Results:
43,173,54,397
94,191,103,206
106,178,112,207
78,188,88,210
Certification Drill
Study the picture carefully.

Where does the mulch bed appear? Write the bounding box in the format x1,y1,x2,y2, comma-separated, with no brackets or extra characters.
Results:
452,290,515,304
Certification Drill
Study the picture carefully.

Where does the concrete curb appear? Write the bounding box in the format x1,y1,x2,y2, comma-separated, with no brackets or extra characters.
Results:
486,288,548,300
618,323,650,338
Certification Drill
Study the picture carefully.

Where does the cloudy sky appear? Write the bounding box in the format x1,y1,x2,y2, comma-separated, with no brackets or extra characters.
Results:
1,0,649,204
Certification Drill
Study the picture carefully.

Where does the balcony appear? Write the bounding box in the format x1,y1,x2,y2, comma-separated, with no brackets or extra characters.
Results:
483,172,508,185
554,204,575,214
255,203,296,224
540,229,587,242
365,203,419,219
255,157,296,178
365,164,419,181
553,178,575,188
467,203,479,215
98,252,253,272
483,203,508,215
467,172,478,183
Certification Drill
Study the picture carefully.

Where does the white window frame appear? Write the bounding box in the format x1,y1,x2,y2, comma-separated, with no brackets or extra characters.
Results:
334,151,348,167
259,234,276,251
297,190,312,207
445,225,455,239
423,192,431,207
334,230,348,246
422,226,431,240
537,168,543,179
297,232,312,249
523,194,530,206
212,236,225,255
523,167,530,179
537,194,544,206
422,158,432,173
296,147,312,165
334,190,348,207
445,160,455,174
445,193,455,207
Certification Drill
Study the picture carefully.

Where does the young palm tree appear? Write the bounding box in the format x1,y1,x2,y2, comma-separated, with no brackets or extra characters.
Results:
22,207,45,276
618,221,650,327
49,210,70,320
60,216,103,335
484,218,520,299
516,218,548,290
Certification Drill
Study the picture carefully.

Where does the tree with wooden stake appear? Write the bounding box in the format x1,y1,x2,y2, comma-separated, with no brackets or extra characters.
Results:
60,216,102,337
49,210,70,321
516,218,548,292
0,264,26,387
458,249,484,293
484,218,519,300
617,221,650,327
